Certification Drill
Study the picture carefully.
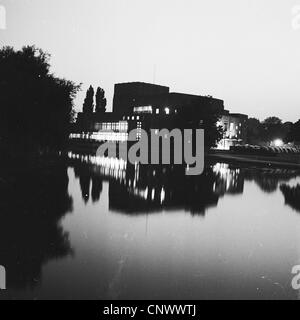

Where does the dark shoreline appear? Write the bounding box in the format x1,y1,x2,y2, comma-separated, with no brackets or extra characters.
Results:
208,151,300,169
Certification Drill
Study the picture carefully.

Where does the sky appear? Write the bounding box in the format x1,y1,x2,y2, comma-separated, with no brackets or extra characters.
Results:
1,0,300,122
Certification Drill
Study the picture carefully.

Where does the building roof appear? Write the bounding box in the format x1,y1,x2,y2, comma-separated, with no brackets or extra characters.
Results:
114,81,169,90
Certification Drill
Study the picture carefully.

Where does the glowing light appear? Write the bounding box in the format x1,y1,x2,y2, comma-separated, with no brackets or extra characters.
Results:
273,139,284,147
151,189,155,200
133,106,152,114
165,107,170,115
160,188,165,204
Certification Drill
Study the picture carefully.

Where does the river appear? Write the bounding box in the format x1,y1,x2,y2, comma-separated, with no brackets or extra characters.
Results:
1,155,300,299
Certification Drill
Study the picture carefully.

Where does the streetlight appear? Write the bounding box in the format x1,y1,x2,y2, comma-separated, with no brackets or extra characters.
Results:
273,139,284,147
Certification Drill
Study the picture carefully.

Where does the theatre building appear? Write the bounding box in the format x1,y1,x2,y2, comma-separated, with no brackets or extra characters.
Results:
70,82,226,150
70,81,248,154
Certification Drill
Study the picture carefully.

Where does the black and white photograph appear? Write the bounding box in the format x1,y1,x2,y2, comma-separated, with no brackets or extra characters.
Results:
1,0,300,308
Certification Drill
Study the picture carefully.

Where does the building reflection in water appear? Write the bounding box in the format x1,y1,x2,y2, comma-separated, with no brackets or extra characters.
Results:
212,163,244,196
0,164,73,290
68,152,300,216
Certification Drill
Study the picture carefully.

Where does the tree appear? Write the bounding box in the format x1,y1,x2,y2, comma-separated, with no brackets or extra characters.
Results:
247,118,262,145
95,87,107,113
0,45,80,153
287,120,300,143
181,98,223,149
261,116,284,143
82,85,94,114
263,117,282,126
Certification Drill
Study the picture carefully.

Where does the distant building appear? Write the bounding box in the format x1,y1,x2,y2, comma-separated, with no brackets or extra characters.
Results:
216,110,248,150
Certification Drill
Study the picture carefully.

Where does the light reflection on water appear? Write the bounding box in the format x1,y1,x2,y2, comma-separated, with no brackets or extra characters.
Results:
1,154,300,300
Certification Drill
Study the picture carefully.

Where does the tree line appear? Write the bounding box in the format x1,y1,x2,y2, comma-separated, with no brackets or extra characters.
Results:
247,116,300,145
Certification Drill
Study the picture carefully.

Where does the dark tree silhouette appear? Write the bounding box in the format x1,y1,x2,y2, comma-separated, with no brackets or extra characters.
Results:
247,118,262,144
261,116,285,144
287,119,300,143
82,85,94,114
95,87,107,113
181,98,223,149
246,117,291,145
263,117,282,126
0,46,80,153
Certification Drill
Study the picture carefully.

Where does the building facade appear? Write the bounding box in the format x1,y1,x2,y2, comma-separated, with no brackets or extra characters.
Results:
71,82,249,154
113,82,224,117
216,110,248,150
72,81,225,144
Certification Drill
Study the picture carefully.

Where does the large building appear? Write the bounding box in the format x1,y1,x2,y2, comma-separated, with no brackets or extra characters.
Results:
113,82,224,117
71,81,248,153
113,82,170,115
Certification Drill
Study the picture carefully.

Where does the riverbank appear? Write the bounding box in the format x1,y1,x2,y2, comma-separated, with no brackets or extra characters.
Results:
208,150,300,169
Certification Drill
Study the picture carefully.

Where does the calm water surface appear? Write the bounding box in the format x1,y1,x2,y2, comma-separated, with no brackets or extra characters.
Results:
1,156,300,300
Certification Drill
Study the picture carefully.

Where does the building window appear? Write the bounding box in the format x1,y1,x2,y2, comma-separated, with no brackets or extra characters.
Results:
133,106,153,114
156,108,159,114
165,107,170,115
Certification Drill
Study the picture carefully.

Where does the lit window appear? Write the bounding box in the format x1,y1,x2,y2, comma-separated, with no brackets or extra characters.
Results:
156,109,159,114
165,107,170,115
133,106,153,114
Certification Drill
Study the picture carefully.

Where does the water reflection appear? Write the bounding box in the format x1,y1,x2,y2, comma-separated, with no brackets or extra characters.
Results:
68,153,300,216
280,184,300,213
245,168,299,193
2,153,300,299
64,153,300,299
0,164,73,291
